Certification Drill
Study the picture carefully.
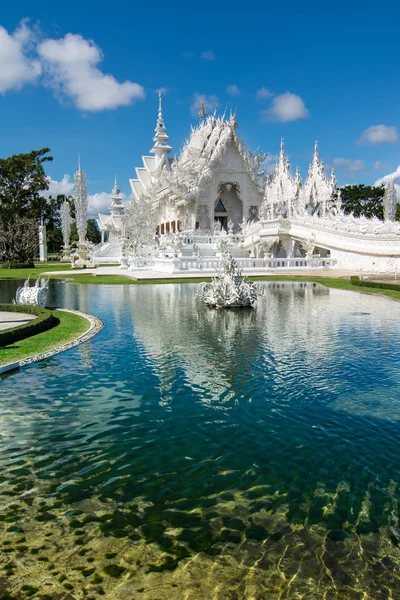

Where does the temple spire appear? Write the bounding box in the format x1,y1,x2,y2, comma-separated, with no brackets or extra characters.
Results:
112,173,120,198
109,174,124,216
198,98,207,121
313,141,320,165
150,91,173,168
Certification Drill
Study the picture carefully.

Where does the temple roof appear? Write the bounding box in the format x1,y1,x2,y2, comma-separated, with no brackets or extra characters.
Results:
130,112,267,204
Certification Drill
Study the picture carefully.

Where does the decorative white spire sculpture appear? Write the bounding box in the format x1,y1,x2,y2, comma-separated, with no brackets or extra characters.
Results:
151,92,173,168
198,98,207,121
263,138,296,218
73,154,89,267
383,177,398,222
73,154,88,244
109,174,124,216
300,141,331,217
60,198,72,261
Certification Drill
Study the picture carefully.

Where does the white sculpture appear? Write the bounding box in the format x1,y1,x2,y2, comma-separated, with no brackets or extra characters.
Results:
73,155,88,268
15,276,49,307
196,251,260,308
60,199,72,261
123,191,156,255
384,178,397,222
38,218,47,262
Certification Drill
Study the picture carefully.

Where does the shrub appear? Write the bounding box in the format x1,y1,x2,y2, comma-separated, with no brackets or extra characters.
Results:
0,304,59,348
1,262,35,269
350,276,400,291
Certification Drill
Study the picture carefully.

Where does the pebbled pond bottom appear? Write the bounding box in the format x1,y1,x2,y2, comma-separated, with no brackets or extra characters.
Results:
1,281,400,599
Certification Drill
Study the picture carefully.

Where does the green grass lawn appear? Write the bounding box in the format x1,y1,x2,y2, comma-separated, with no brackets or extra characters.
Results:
0,309,90,366
0,262,73,280
51,274,136,284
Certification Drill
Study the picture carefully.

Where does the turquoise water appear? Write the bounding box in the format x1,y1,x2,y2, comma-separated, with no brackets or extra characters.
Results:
1,281,400,599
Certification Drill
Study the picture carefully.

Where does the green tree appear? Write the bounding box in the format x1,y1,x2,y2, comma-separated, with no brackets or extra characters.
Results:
70,219,100,245
0,148,53,224
0,148,61,262
86,219,101,244
340,184,385,220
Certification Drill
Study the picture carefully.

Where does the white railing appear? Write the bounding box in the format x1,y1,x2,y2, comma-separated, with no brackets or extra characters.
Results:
147,255,336,273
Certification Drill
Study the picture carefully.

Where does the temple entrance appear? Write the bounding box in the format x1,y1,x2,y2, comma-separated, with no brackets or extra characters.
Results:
214,197,228,231
214,215,228,231
216,182,243,232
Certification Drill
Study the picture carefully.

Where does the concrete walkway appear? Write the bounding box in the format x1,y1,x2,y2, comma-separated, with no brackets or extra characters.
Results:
0,311,35,331
46,266,357,281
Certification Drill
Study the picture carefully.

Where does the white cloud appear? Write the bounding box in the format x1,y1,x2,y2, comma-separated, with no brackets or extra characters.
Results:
45,174,74,197
332,158,365,172
38,33,145,111
226,84,240,97
262,92,309,123
155,87,168,95
201,50,215,61
358,125,399,145
256,87,274,100
375,165,400,200
45,175,128,218
88,191,128,218
373,160,391,171
190,93,219,117
0,20,41,93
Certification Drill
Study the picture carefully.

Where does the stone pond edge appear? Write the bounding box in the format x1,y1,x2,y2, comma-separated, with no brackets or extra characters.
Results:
0,308,104,374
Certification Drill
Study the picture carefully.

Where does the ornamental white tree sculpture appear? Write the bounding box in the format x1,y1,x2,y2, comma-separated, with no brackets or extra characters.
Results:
123,195,156,254
73,156,88,267
60,199,72,261
196,251,260,308
383,178,397,222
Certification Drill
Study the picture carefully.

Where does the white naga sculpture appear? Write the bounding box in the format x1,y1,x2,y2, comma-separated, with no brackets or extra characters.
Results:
60,199,72,262
73,156,89,268
15,276,49,307
384,178,397,222
196,251,260,308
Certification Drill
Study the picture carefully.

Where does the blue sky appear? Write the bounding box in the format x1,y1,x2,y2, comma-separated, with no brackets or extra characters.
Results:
1,0,400,215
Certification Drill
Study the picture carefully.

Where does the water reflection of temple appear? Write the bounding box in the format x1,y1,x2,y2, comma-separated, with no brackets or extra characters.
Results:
127,282,390,406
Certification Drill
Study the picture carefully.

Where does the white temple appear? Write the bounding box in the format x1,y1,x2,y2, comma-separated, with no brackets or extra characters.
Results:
92,95,400,274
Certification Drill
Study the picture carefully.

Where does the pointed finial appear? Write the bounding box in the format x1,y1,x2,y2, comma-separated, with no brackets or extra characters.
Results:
281,138,284,152
78,152,81,171
314,140,318,153
112,173,120,198
198,98,207,121
158,91,163,120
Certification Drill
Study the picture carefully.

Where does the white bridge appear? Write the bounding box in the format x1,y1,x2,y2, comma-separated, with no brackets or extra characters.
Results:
243,214,400,274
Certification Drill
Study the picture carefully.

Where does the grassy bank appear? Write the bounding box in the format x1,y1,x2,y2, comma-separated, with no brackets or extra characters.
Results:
0,309,90,366
51,274,137,284
251,275,400,301
0,262,72,280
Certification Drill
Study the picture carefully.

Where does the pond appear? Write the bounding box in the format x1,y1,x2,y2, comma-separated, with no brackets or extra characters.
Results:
1,280,400,599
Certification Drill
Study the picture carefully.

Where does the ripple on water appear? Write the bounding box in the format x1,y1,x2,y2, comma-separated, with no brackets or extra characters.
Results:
1,281,400,597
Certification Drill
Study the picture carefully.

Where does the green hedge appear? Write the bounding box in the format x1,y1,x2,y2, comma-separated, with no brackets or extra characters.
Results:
0,304,59,348
1,262,35,269
350,276,400,291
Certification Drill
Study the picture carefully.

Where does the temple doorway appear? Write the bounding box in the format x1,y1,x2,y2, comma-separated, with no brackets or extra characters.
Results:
214,197,228,231
216,182,243,231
